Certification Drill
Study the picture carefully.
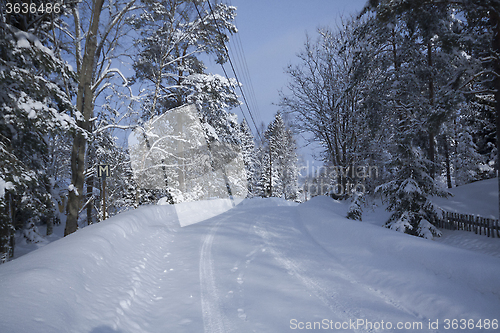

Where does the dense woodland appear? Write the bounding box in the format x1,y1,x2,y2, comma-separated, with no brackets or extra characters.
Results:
0,0,499,262
282,0,500,237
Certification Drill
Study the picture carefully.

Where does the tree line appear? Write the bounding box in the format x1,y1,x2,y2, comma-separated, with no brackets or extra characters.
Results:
280,0,500,238
0,0,300,263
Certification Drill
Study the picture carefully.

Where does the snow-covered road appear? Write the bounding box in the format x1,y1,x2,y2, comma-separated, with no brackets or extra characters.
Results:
0,197,499,332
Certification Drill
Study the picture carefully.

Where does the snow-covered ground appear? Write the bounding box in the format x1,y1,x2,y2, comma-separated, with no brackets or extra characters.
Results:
1,190,499,332
432,178,498,219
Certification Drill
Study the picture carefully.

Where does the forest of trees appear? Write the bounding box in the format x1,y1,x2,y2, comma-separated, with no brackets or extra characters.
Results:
0,0,301,263
0,0,499,262
281,0,500,237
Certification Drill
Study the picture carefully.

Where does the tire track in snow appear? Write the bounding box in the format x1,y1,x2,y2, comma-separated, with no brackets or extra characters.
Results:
254,212,374,333
294,209,440,333
199,216,232,333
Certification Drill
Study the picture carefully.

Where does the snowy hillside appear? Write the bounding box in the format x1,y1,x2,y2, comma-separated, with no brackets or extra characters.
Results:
1,197,499,333
432,178,498,219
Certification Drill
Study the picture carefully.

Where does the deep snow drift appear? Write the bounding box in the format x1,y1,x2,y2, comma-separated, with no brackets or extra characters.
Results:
432,178,498,219
0,195,499,332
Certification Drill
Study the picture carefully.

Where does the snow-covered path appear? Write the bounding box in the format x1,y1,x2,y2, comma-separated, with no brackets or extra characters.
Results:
1,197,499,333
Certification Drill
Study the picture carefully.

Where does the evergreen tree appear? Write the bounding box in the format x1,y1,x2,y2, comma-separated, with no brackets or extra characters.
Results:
239,120,259,197
346,193,364,221
129,0,245,203
256,113,299,200
130,0,239,121
356,2,478,195
0,6,76,261
375,121,450,239
461,0,500,214
282,128,300,201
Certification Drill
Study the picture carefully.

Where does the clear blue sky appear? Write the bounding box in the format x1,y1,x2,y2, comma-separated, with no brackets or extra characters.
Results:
205,0,369,161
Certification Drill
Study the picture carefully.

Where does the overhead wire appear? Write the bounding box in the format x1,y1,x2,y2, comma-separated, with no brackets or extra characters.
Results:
227,25,263,129
226,0,264,128
192,2,251,131
204,0,263,142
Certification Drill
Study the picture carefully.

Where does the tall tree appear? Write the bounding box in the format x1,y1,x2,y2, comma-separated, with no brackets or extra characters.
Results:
375,120,450,239
129,0,243,203
461,0,500,215
280,21,372,196
238,120,259,197
256,113,299,200
0,0,76,260
64,0,138,235
130,0,239,121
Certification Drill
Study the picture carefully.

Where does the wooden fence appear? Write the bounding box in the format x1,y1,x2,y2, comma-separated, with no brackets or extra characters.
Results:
437,212,500,238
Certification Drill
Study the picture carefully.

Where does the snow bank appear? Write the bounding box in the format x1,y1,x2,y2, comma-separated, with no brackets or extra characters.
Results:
238,196,299,208
298,196,500,323
0,205,180,333
432,178,498,218
160,197,244,227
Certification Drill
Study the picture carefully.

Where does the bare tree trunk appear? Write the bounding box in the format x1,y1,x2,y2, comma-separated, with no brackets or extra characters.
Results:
1,192,13,262
491,9,500,219
444,135,452,188
427,40,436,179
268,141,272,197
46,214,53,236
391,28,399,71
65,124,87,235
65,0,104,236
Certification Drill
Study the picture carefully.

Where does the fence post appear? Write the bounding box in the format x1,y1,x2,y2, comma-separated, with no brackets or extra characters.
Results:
439,210,499,239
495,220,500,238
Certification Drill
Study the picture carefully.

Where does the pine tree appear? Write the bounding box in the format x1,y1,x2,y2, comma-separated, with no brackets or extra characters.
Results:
375,121,450,239
461,0,500,215
346,193,364,221
131,0,239,120
239,120,259,197
128,0,245,203
282,129,300,201
0,8,76,260
357,0,479,192
255,113,299,200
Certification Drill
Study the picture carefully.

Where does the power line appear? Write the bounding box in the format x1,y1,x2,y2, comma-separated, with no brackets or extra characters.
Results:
234,27,264,127
192,2,251,130
227,25,263,128
226,0,264,128
205,0,263,142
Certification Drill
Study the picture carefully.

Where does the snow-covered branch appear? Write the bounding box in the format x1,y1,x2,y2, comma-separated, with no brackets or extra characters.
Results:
93,124,137,134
